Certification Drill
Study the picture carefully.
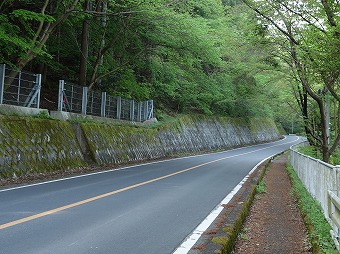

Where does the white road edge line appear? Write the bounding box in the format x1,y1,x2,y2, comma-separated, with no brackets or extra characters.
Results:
0,136,289,193
172,136,300,254
171,157,268,254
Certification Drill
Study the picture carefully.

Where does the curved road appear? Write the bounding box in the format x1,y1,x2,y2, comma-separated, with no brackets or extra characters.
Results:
0,135,301,254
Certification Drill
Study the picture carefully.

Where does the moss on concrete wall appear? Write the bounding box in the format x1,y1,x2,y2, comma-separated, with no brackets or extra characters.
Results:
0,116,84,178
81,115,281,165
0,115,281,179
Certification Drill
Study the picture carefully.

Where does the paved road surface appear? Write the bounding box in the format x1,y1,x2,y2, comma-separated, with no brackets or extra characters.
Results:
0,135,301,254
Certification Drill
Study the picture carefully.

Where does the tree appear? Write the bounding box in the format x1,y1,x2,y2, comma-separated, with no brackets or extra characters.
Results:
0,0,299,126
0,0,82,86
241,0,340,162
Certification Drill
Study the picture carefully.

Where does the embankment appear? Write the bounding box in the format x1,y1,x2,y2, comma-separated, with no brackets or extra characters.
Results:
0,115,282,178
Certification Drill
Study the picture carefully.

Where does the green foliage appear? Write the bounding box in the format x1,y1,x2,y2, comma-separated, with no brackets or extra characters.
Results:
256,179,266,193
299,145,340,165
11,9,55,22
31,111,53,120
243,0,340,162
287,164,338,253
299,146,323,160
0,0,296,122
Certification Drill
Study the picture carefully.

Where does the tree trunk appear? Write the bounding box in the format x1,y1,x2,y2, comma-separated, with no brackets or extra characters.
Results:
4,55,36,90
6,0,80,87
79,1,90,87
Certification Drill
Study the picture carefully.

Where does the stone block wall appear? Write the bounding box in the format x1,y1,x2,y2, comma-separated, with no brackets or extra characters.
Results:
0,115,281,178
81,115,281,165
0,116,84,177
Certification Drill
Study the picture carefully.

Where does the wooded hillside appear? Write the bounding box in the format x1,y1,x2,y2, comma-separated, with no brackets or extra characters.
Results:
0,0,288,118
2,0,339,163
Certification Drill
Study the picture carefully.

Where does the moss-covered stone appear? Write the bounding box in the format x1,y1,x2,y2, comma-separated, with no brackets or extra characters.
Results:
81,115,281,165
0,116,84,178
0,115,281,179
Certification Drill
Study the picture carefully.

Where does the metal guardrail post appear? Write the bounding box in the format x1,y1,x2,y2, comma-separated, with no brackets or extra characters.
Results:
116,96,121,120
58,80,65,111
101,92,106,117
36,74,41,108
17,72,22,104
88,91,94,115
336,166,339,198
144,101,149,121
25,74,41,108
137,102,142,122
148,100,154,119
130,100,135,121
82,87,88,115
0,64,5,104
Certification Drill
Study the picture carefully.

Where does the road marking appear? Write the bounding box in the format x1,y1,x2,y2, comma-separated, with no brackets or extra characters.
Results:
172,136,301,254
172,157,269,254
0,136,300,230
0,136,288,193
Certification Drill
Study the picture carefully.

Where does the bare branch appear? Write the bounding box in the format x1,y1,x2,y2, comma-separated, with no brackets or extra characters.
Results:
241,0,300,45
276,1,327,33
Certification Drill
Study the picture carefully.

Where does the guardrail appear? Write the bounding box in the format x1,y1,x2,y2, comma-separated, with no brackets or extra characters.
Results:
290,143,340,250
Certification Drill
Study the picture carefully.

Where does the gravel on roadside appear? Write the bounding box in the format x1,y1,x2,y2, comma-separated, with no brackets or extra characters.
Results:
232,153,312,254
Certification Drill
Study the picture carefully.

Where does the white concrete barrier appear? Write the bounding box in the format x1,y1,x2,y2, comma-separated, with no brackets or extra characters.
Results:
290,143,339,249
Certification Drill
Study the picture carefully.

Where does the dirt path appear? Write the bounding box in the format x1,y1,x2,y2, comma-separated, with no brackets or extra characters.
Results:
232,153,312,254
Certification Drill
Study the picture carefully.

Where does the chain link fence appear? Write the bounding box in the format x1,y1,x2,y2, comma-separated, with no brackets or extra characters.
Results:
0,64,41,108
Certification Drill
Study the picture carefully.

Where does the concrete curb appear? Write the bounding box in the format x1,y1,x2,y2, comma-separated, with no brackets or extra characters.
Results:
0,104,48,116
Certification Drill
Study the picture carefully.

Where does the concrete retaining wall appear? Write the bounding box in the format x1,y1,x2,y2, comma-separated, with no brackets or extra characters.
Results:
81,115,281,165
0,116,84,178
0,115,281,178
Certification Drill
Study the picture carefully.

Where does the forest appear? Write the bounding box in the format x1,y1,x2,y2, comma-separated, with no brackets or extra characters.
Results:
0,0,339,162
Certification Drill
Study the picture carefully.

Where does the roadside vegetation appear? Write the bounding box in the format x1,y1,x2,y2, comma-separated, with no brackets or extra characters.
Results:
0,0,304,133
1,0,339,164
299,146,340,166
256,179,266,194
287,164,338,253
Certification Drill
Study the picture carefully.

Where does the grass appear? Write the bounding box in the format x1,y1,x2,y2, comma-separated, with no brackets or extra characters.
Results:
256,179,267,194
239,227,250,240
286,164,338,253
31,111,54,119
65,110,176,129
239,233,249,240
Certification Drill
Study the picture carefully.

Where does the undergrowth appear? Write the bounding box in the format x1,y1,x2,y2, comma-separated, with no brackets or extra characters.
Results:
299,145,340,165
31,111,53,119
286,164,338,254
256,179,266,194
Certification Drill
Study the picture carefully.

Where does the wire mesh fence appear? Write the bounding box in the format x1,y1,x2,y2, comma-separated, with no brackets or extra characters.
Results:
0,64,41,108
86,89,102,117
0,64,154,122
58,80,84,114
57,80,154,122
120,98,131,121
105,94,118,119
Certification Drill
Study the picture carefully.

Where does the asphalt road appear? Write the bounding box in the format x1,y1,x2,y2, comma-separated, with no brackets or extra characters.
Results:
0,135,301,254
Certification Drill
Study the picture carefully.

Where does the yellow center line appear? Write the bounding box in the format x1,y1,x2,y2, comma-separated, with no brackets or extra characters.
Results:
0,157,224,230
0,137,298,230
